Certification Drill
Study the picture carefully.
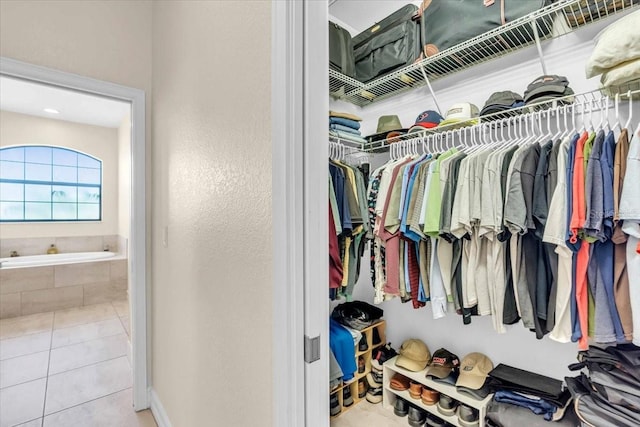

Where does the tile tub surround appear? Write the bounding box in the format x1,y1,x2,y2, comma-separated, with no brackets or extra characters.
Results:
0,235,121,258
0,259,128,319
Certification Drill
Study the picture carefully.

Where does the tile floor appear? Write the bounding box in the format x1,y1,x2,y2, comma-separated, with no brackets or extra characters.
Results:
330,401,409,427
0,300,157,427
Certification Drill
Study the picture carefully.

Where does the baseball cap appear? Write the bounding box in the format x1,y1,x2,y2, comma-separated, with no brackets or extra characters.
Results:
455,352,494,390
524,75,572,104
366,115,408,143
480,91,524,116
408,110,444,134
425,348,460,379
438,103,480,129
395,339,431,372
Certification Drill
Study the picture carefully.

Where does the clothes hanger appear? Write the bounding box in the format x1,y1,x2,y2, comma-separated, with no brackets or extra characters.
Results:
623,90,634,131
611,93,622,134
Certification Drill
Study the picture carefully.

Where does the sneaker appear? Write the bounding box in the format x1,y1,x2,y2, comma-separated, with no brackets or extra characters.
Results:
358,356,365,374
358,335,368,352
437,394,458,417
408,406,427,426
358,379,367,398
366,385,383,404
393,397,409,417
342,386,354,407
330,392,341,416
366,372,382,388
457,404,479,427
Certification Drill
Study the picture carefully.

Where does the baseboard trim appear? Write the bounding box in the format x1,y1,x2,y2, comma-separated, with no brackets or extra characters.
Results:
149,388,173,427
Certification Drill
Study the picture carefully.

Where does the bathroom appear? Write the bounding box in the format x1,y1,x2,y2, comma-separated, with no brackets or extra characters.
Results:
0,76,132,321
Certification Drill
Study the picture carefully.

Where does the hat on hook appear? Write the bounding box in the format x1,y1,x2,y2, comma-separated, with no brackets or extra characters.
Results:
366,115,408,143
408,110,444,134
438,103,480,129
480,91,524,117
524,75,573,106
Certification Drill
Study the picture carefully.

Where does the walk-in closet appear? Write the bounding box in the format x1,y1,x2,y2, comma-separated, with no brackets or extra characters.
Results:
326,1,640,426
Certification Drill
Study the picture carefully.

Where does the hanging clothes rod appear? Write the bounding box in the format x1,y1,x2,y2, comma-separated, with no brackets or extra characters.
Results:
330,86,640,153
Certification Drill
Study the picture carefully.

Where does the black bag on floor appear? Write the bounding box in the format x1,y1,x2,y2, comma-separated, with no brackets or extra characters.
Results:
352,4,421,82
329,21,356,78
419,0,555,58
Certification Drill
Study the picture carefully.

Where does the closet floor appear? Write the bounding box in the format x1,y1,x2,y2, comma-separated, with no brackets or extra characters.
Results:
331,401,408,427
0,300,157,427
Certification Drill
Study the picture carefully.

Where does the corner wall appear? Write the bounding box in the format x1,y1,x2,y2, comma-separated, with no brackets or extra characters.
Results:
118,112,131,245
151,2,273,425
0,111,119,239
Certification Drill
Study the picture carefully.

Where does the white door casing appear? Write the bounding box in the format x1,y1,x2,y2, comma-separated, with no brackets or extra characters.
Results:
0,57,149,410
272,0,330,426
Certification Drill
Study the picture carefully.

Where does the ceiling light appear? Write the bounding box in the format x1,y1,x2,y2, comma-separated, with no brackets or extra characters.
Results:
43,108,59,114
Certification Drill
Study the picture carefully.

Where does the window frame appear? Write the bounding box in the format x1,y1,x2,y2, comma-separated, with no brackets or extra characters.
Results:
0,145,103,222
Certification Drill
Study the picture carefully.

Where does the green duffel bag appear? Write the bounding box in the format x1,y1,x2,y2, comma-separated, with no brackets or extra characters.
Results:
329,21,356,78
419,0,556,58
353,4,422,82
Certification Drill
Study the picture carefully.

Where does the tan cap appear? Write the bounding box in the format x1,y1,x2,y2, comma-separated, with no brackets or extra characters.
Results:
455,352,493,390
395,339,431,372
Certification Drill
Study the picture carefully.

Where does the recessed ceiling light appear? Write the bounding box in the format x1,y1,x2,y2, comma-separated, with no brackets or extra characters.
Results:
43,108,59,114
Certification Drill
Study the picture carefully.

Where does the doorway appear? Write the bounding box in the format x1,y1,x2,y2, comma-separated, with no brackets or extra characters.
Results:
0,58,154,426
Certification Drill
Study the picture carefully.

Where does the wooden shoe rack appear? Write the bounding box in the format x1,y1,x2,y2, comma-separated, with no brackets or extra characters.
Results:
382,356,492,427
330,320,386,418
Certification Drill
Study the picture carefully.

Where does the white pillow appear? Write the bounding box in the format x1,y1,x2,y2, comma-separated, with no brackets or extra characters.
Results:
585,10,640,79
600,58,640,87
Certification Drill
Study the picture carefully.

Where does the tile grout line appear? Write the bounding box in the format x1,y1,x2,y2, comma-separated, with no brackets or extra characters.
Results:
51,330,127,352
41,312,55,427
46,353,131,379
42,386,134,419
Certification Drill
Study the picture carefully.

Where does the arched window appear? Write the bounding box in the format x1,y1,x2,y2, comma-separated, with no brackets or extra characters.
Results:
0,146,102,222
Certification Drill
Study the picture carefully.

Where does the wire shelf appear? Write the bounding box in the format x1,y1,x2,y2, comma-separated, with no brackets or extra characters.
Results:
330,83,640,152
329,0,640,107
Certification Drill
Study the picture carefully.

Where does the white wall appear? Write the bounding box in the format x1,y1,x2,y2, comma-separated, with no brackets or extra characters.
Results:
118,111,131,243
0,110,119,239
151,2,273,426
342,14,640,381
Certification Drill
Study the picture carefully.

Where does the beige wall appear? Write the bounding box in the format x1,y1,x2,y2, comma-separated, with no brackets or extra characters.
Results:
2,1,273,425
152,2,272,426
118,112,131,243
0,111,119,239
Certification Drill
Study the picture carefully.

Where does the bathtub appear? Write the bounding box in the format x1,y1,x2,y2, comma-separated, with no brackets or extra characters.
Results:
0,251,117,269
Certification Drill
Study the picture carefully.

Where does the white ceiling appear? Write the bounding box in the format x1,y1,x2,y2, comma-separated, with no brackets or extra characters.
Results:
0,76,130,128
329,0,422,34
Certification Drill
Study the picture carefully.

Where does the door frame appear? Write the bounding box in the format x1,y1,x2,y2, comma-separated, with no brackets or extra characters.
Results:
0,57,150,410
272,1,329,426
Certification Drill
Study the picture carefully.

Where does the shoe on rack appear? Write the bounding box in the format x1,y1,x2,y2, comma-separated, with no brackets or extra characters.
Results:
366,385,383,404
409,381,423,399
342,385,354,407
408,406,427,427
421,387,440,406
366,372,382,388
358,379,367,398
358,356,365,374
390,373,411,391
437,394,458,417
372,327,382,346
425,413,447,427
393,397,409,417
369,363,383,384
330,392,341,416
457,404,479,427
358,335,368,352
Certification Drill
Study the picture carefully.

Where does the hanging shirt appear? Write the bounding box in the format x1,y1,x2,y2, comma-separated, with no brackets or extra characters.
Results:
612,129,633,341
619,128,640,346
